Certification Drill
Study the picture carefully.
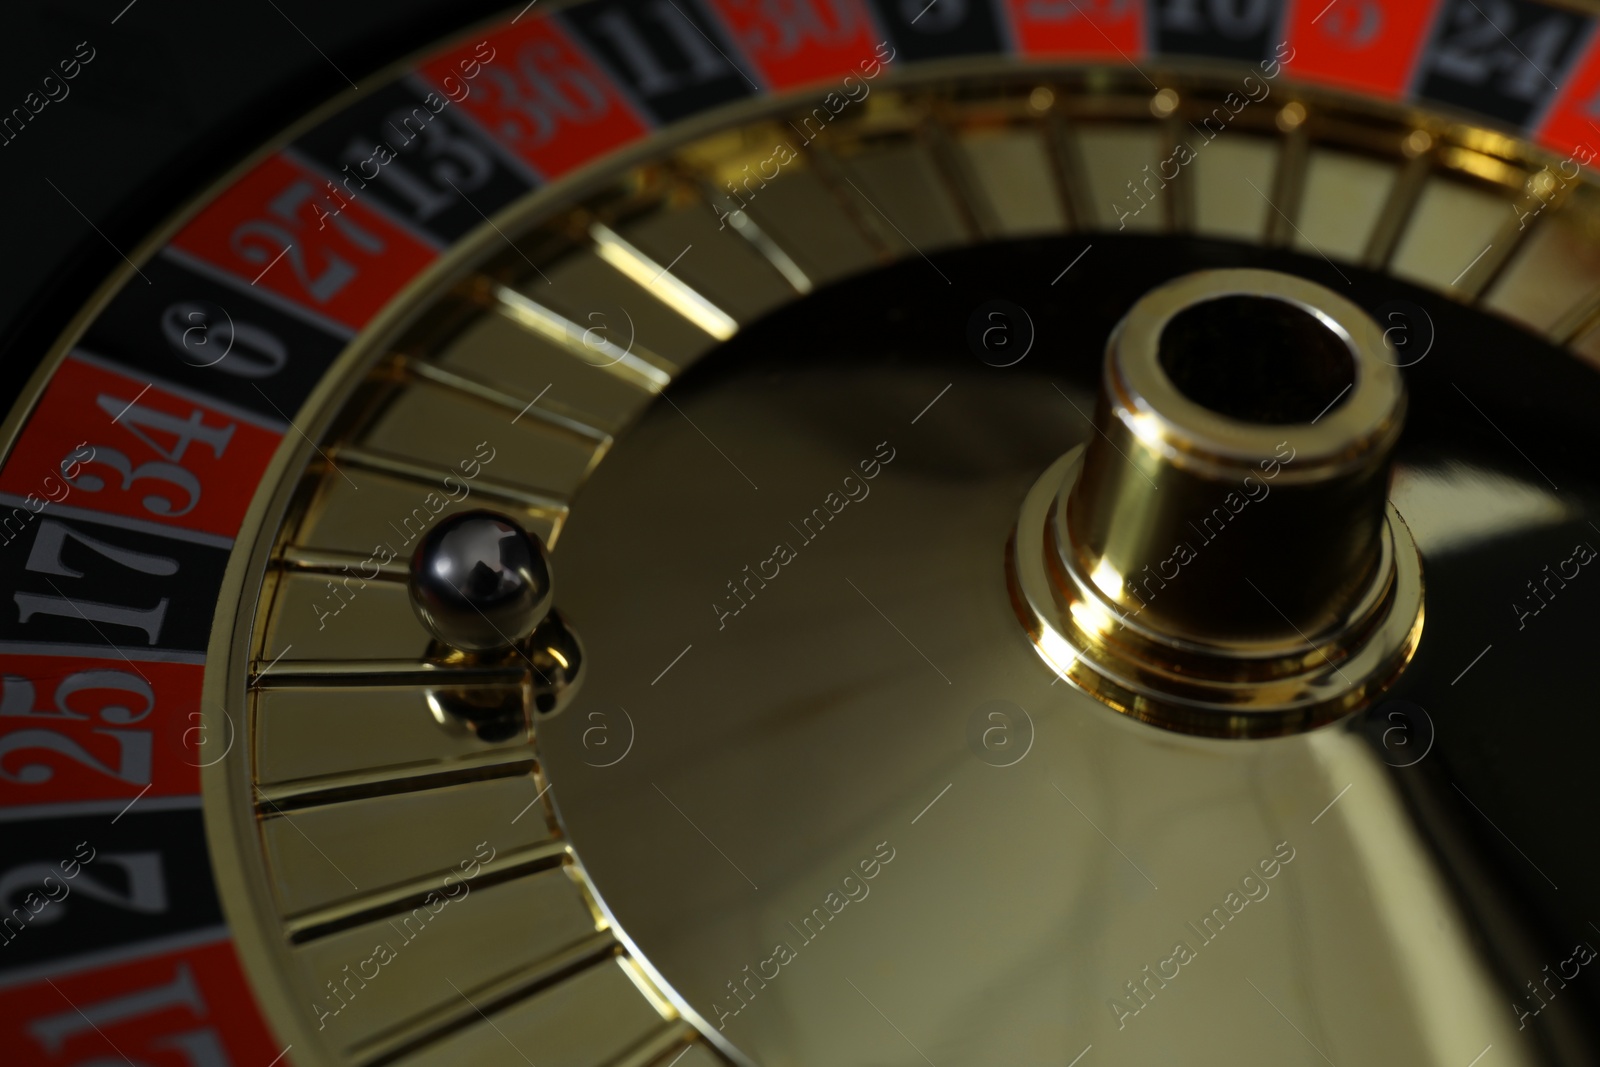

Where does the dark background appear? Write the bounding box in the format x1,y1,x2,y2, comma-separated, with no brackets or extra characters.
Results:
0,0,514,407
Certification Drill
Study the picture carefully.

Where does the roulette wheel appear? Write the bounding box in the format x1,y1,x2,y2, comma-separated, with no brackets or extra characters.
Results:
8,0,1600,1063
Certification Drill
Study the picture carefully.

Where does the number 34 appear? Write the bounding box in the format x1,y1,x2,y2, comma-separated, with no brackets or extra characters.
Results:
63,394,236,519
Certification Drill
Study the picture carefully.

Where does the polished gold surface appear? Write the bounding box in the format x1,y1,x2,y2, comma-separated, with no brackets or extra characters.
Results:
534,334,1528,1066
1068,269,1404,639
184,58,1600,1067
1008,269,1424,736
1295,149,1396,261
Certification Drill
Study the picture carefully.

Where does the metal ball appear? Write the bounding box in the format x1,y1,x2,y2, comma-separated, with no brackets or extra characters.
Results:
408,510,552,653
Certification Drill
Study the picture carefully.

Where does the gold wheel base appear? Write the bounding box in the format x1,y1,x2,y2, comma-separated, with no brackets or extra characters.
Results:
1009,447,1426,738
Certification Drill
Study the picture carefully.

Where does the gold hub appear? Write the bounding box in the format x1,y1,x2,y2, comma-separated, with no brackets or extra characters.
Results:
1010,269,1425,736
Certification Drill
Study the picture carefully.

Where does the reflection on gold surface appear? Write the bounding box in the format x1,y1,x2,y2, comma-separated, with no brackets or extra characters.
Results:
1391,464,1571,556
590,221,739,341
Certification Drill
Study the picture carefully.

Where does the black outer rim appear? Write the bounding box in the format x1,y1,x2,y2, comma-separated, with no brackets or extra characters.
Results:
0,0,514,419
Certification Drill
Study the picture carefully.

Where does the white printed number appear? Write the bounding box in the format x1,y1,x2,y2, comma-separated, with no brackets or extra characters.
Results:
1430,0,1572,102
63,396,236,519
481,41,611,148
0,670,157,787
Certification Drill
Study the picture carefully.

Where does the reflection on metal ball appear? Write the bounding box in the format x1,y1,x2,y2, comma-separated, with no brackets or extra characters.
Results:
425,685,526,744
408,510,553,654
